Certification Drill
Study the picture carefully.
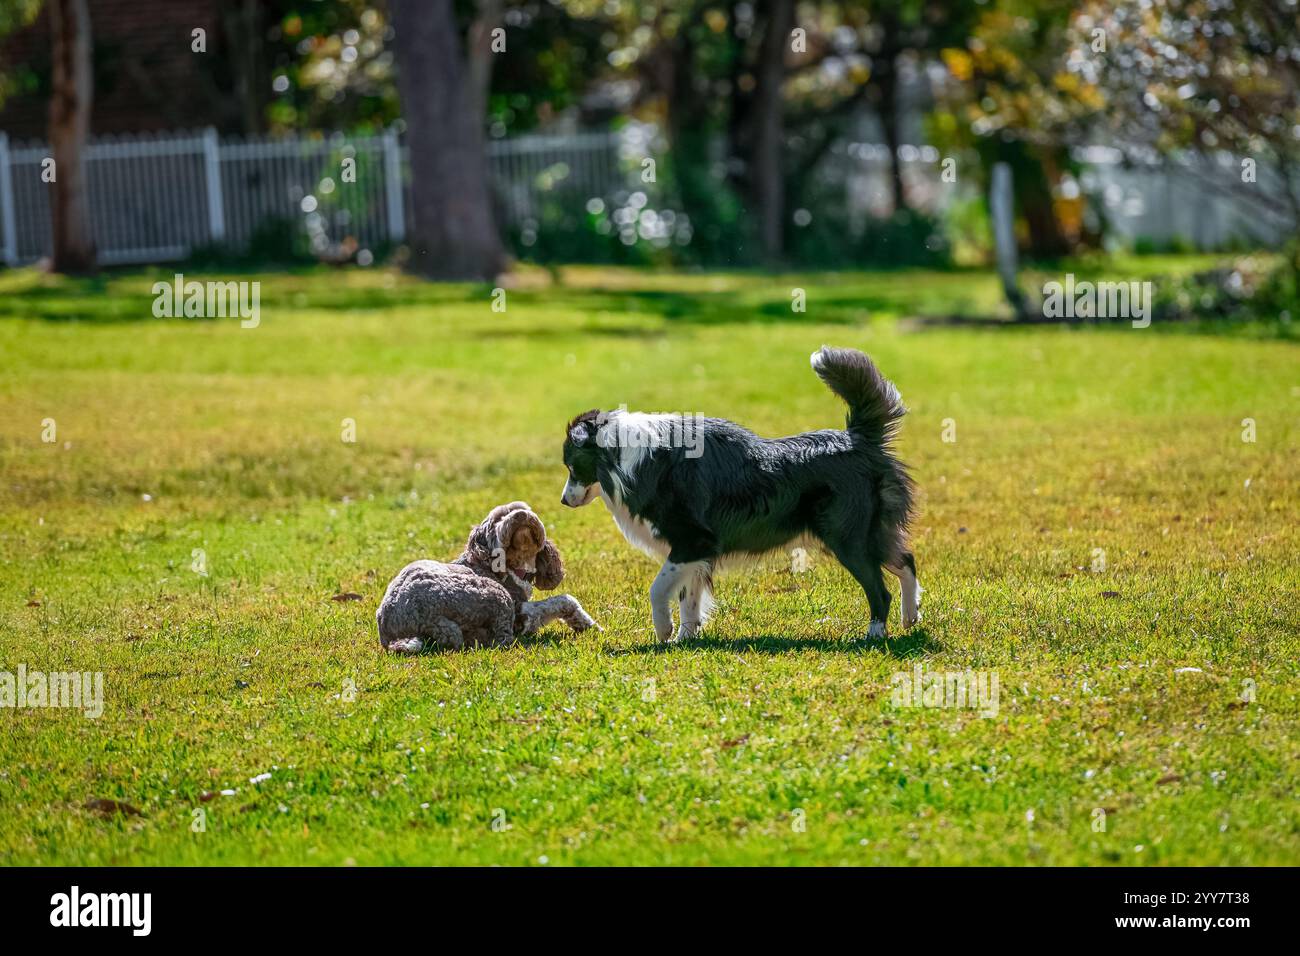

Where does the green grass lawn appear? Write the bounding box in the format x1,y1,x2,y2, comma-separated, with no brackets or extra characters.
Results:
0,260,1296,866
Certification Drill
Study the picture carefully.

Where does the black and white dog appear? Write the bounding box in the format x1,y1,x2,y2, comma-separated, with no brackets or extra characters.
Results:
561,346,920,641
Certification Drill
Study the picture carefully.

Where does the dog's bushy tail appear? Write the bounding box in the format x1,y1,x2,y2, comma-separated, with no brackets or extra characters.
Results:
810,346,906,443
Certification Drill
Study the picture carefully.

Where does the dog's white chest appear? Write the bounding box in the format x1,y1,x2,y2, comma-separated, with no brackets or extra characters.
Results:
600,491,670,559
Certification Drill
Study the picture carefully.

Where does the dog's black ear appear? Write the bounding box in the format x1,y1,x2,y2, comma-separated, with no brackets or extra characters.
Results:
534,541,565,590
566,410,602,447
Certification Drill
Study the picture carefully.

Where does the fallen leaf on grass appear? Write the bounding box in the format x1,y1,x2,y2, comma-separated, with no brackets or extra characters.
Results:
331,592,363,602
1157,773,1182,785
25,600,40,607
1101,591,1120,599
721,734,751,749
84,798,142,817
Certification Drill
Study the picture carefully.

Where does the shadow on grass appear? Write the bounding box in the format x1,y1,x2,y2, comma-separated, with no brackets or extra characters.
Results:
0,276,824,327
472,324,667,341
901,310,1298,339
610,627,939,657
0,272,495,323
464,288,866,328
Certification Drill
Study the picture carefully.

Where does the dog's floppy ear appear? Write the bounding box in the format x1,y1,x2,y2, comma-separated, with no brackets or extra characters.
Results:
533,541,565,590
495,506,545,555
566,410,603,447
465,501,531,566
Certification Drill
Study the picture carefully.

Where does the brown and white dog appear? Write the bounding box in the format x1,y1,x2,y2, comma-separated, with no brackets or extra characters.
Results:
376,502,598,652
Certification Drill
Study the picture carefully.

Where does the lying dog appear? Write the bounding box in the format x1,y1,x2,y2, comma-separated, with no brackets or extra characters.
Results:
560,346,920,642
376,501,598,652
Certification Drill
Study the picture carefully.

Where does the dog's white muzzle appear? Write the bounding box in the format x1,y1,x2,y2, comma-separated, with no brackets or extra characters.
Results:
561,477,597,508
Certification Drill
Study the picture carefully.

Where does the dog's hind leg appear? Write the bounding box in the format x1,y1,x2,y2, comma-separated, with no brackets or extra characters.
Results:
854,561,892,639
886,551,922,629
820,530,892,638
383,616,461,654
426,616,466,650
385,636,425,655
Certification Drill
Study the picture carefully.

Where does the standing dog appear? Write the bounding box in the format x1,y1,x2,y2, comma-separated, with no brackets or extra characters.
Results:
560,346,920,641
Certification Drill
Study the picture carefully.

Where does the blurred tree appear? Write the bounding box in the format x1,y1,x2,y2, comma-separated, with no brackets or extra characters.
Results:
264,1,398,133
475,1,606,136
593,2,877,262
1071,0,1300,269
48,0,94,273
0,0,43,109
839,2,982,214
588,2,986,261
390,0,504,279
466,0,504,124
222,0,269,134
0,0,98,272
937,0,1094,258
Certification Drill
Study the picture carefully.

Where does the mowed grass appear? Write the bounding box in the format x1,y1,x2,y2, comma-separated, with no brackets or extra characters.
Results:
0,260,1296,866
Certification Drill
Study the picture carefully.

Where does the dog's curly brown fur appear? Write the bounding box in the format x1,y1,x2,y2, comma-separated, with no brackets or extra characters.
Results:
376,502,596,653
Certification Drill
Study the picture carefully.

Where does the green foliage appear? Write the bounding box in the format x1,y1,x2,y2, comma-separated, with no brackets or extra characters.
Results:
1150,252,1300,338
0,0,42,36
789,207,952,269
186,217,315,269
266,1,398,133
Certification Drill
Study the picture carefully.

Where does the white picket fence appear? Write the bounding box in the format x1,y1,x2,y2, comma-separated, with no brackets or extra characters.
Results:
1072,145,1296,250
0,126,1290,266
0,127,629,266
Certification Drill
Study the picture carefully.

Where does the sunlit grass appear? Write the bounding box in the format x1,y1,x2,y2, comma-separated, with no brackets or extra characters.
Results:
0,261,1296,865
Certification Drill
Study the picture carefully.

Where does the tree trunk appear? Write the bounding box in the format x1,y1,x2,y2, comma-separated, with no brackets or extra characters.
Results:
664,13,735,262
48,0,95,274
1018,146,1070,259
751,0,794,261
466,0,504,126
977,138,1070,259
389,0,504,281
223,0,265,135
875,55,908,215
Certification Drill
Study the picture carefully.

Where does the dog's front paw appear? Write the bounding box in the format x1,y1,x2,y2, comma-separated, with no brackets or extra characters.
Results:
867,619,887,639
571,611,601,633
675,621,699,642
385,637,424,655
901,606,921,629
652,607,675,642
